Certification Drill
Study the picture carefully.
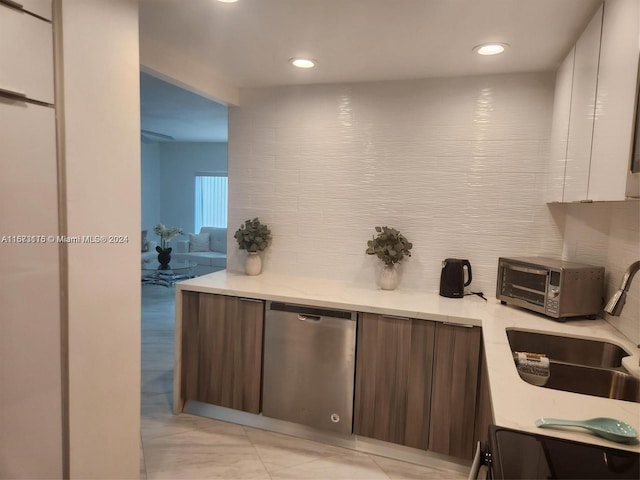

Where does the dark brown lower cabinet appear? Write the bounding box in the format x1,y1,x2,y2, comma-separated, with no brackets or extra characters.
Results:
180,294,483,459
354,313,436,450
428,323,482,459
473,346,494,449
181,292,264,414
181,291,200,405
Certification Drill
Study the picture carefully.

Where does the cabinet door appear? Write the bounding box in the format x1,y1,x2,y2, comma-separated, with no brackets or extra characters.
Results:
0,96,61,478
0,3,54,104
546,47,575,203
354,313,435,450
428,323,481,459
229,296,264,413
180,291,200,404
473,347,494,449
181,293,264,414
564,5,603,202
589,0,640,200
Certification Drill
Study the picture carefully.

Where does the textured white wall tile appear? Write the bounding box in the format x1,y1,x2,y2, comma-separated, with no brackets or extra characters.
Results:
229,73,564,295
561,201,640,344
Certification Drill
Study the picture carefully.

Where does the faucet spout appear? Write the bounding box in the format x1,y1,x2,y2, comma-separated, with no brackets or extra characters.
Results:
604,260,640,316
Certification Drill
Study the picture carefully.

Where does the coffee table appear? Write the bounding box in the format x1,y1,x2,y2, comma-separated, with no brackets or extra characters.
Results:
141,261,197,287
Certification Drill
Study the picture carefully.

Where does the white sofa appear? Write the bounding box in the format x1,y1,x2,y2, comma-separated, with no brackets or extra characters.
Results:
141,230,157,263
142,244,157,263
173,227,227,276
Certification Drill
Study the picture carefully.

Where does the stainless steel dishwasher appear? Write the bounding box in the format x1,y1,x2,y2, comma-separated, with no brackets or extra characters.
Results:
262,301,356,435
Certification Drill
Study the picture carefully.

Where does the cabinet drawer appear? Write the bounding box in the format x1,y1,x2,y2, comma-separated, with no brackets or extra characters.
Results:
0,3,54,104
1,0,52,21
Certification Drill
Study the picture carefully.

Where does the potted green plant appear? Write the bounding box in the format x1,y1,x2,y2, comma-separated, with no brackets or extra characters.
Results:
234,218,272,275
365,226,413,289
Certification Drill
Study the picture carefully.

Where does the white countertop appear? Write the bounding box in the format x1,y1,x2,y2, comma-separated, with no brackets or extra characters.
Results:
177,270,640,452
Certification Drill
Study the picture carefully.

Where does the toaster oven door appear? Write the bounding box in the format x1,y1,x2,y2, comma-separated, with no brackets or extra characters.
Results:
499,263,549,313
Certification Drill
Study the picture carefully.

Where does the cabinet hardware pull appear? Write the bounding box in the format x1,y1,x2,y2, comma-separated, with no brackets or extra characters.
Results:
0,0,24,10
442,322,475,328
380,314,410,321
0,86,27,98
239,297,263,303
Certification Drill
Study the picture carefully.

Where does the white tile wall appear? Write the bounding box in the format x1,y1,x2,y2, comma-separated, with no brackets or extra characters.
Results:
228,73,565,296
562,201,640,345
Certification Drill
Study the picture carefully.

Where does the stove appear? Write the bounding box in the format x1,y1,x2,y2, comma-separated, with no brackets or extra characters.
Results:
472,426,639,479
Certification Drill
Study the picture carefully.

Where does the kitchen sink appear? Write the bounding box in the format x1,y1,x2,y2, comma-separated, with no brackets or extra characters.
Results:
506,329,630,368
545,362,640,403
506,329,640,403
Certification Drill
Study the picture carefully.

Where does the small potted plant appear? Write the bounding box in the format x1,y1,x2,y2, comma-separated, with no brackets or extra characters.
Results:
366,226,413,290
153,223,183,268
234,218,272,275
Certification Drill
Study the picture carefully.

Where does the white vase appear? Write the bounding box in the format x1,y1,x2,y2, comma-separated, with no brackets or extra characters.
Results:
244,252,262,276
379,265,399,290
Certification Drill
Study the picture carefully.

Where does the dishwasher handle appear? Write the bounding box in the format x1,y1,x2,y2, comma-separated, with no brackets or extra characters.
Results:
268,301,354,320
297,314,321,322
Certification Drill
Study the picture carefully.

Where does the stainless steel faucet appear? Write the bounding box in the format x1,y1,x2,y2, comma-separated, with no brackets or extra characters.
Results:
604,260,640,316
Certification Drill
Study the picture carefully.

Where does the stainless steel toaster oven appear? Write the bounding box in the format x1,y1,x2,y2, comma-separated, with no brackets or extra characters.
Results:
496,257,604,320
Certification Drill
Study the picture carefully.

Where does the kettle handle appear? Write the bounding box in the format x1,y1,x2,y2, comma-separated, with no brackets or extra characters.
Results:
463,260,472,286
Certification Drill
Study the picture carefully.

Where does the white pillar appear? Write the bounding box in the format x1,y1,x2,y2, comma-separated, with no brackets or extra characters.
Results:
57,0,141,477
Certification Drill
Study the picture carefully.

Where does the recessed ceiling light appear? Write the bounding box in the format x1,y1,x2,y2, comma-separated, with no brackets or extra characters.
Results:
289,58,316,69
474,43,508,56
216,0,238,3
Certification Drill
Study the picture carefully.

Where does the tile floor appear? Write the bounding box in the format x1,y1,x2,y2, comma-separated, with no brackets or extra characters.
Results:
140,284,468,480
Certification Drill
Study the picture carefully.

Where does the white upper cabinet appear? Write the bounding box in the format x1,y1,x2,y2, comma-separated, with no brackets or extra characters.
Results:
563,4,603,203
546,46,575,203
589,0,640,200
0,3,54,104
550,0,640,202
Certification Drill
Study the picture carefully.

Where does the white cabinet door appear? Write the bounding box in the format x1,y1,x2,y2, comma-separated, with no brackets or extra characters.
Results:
0,97,62,478
546,47,575,203
563,4,603,202
589,0,640,200
0,3,54,104
0,97,58,280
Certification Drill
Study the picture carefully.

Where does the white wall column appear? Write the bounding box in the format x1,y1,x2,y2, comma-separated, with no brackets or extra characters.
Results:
57,0,141,477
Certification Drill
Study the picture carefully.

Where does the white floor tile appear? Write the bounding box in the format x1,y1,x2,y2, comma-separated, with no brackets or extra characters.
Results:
370,454,468,480
268,452,390,479
246,427,356,473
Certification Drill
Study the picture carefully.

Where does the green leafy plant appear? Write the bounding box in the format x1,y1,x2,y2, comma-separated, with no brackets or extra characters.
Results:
234,218,272,253
366,226,413,267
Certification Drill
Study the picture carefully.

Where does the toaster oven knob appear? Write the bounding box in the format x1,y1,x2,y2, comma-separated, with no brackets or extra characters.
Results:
550,288,559,297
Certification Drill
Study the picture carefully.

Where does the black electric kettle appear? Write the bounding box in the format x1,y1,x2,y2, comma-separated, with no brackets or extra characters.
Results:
439,258,472,298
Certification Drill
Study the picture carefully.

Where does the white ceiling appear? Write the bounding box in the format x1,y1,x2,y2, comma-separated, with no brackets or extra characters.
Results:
140,71,228,143
138,0,602,142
